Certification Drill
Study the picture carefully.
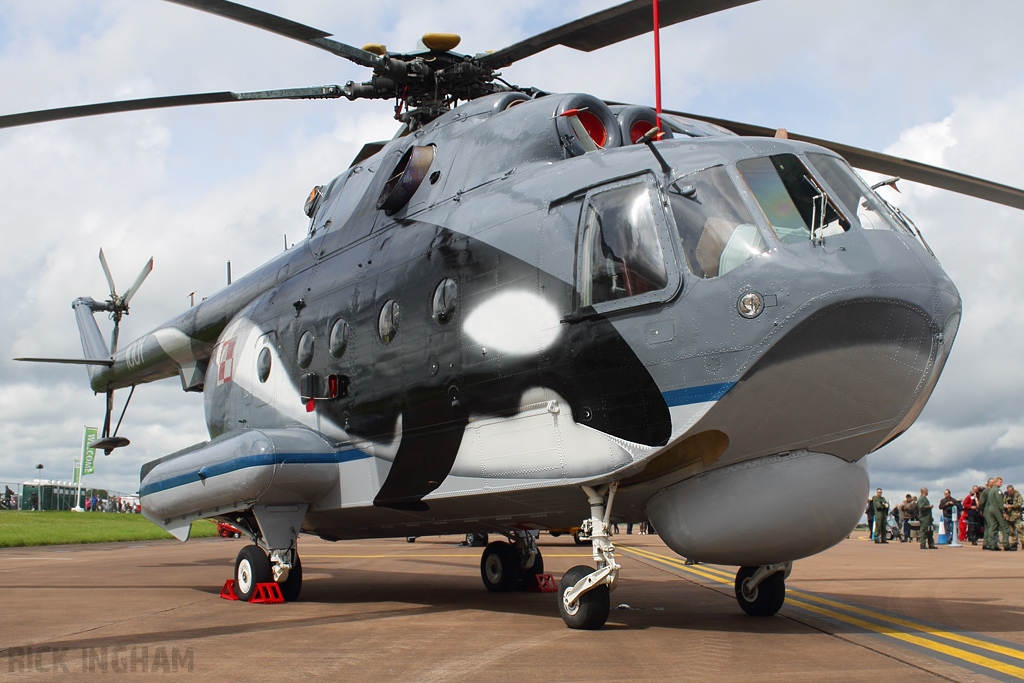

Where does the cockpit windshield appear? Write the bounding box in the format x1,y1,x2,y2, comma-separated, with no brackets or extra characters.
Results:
736,154,849,244
804,153,907,233
668,166,768,278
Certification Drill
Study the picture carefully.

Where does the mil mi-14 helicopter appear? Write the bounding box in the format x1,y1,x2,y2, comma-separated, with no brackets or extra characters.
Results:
7,0,1024,629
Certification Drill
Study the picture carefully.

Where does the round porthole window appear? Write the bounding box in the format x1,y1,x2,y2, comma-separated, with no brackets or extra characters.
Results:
329,318,349,358
432,278,457,324
378,300,400,344
257,347,272,383
297,331,315,369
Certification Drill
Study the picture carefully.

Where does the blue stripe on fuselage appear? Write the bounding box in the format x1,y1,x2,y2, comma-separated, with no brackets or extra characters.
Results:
662,382,735,407
139,448,369,497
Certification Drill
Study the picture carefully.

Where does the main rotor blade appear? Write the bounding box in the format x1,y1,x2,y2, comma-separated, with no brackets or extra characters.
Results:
665,109,1024,211
162,0,384,70
0,86,342,130
122,258,154,308
98,249,117,299
479,0,757,70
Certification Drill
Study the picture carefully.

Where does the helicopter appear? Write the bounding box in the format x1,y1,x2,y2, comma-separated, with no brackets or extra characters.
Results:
5,0,1024,630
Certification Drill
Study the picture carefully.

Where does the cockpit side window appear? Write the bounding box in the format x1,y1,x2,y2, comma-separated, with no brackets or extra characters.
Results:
668,166,768,278
578,182,671,307
737,154,849,244
805,153,907,233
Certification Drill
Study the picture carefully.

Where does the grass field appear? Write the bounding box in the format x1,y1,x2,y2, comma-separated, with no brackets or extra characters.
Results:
0,511,218,547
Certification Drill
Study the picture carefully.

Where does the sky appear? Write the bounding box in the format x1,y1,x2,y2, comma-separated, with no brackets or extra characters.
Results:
1,0,1022,504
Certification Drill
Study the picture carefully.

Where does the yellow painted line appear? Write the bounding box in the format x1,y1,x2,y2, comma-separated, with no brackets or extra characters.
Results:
302,553,593,559
626,547,1024,665
786,596,1024,679
620,545,1024,676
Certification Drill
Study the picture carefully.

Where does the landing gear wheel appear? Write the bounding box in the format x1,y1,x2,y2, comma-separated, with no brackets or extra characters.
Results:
480,541,521,592
558,565,610,630
235,545,272,603
280,553,302,602
573,531,587,546
515,550,544,591
466,532,488,547
734,565,785,617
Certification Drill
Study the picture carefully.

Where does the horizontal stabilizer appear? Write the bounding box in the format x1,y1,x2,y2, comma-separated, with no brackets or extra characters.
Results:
14,357,114,366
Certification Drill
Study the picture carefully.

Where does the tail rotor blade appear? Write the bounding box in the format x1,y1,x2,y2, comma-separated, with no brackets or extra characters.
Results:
98,249,117,299
122,258,154,307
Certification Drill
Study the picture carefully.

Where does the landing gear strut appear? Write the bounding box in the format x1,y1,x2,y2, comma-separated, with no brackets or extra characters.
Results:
734,563,790,616
558,483,619,630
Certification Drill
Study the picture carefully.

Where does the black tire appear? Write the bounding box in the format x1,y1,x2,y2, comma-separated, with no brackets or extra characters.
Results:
235,545,272,602
734,566,785,617
280,554,302,602
549,531,562,538
466,532,488,547
573,531,587,546
558,565,610,630
480,541,521,592
516,550,545,591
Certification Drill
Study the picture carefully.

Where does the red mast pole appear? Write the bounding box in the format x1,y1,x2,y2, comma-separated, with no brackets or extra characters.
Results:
653,0,663,130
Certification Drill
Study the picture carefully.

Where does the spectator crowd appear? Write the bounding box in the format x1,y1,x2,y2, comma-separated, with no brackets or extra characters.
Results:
867,477,1023,551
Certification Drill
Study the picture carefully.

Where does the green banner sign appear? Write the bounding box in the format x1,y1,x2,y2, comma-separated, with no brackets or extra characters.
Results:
73,464,80,484
82,426,98,476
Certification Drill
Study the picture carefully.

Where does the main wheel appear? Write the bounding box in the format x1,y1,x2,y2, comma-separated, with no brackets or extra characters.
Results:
235,545,272,602
280,553,302,602
573,531,587,546
558,565,610,630
734,566,785,617
516,550,545,591
466,532,488,547
480,541,521,592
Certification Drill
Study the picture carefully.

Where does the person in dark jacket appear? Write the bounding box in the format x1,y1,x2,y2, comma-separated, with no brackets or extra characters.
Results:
871,489,889,544
918,487,937,549
938,489,961,544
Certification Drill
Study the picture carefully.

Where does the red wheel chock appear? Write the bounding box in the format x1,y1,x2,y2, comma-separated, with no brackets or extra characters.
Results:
250,582,284,604
220,579,239,600
529,573,559,593
219,579,283,603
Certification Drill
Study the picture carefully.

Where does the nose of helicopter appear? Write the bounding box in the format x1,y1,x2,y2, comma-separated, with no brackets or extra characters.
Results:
685,240,962,465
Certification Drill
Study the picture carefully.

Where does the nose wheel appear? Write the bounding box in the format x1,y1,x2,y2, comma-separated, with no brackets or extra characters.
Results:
558,483,620,630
